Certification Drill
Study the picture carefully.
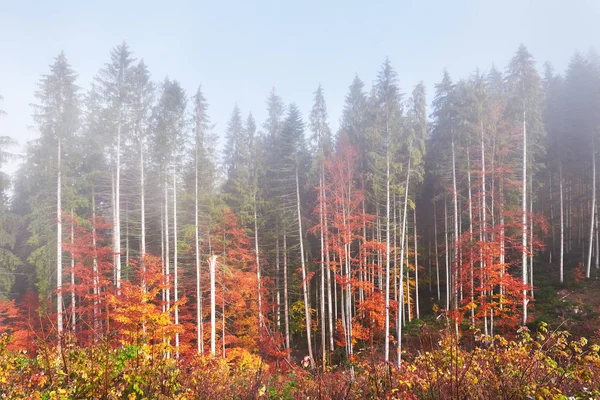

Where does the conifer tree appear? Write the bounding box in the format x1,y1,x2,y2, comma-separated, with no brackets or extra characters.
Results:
30,52,80,351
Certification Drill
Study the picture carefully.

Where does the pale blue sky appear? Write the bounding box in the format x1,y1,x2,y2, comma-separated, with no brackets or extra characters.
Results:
1,0,599,172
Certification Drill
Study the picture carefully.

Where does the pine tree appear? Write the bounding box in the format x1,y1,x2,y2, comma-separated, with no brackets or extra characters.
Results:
505,44,545,324
93,42,135,291
309,84,332,369
151,78,188,356
30,52,80,351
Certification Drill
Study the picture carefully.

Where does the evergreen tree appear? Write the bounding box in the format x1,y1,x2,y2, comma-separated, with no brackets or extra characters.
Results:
28,52,80,348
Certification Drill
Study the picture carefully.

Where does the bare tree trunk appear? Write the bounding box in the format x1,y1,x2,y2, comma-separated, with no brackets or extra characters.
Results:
434,202,440,302
115,121,122,292
195,143,202,354
384,150,391,363
397,160,411,367
467,150,475,326
319,173,326,369
57,139,63,354
276,233,281,332
140,142,146,290
325,190,334,352
296,165,315,368
283,231,291,360
209,254,217,356
522,112,528,326
587,140,596,278
173,167,179,358
164,181,170,314
444,198,450,311
559,162,564,283
254,195,264,330
414,207,420,319
70,209,76,333
451,138,459,313
92,191,99,338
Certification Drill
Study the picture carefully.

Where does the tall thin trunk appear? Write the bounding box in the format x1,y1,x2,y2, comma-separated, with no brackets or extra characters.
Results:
164,181,170,313
296,165,315,368
451,138,459,311
325,190,334,352
57,139,63,353
522,111,528,326
276,233,281,331
92,190,99,337
414,207,419,319
283,231,290,360
559,163,564,283
209,254,217,356
195,142,202,354
587,140,596,278
115,121,122,291
434,202,441,302
173,167,179,357
444,199,450,311
140,141,146,290
70,209,76,333
467,150,475,326
319,173,326,369
397,159,411,367
254,195,263,330
384,149,391,363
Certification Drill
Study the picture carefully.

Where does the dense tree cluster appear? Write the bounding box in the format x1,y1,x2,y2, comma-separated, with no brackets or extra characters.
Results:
1,42,600,372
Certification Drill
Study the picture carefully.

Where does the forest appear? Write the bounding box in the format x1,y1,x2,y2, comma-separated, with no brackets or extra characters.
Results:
1,43,600,398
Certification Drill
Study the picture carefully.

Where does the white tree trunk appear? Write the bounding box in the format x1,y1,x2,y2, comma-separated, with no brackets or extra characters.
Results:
92,192,99,338
434,202,440,302
173,168,179,358
451,138,459,311
414,207,419,319
195,147,203,354
57,139,63,353
70,209,76,333
522,112,528,326
559,163,564,283
397,159,411,367
283,231,290,360
587,140,596,278
140,142,146,290
254,196,263,330
164,181,170,314
319,173,326,369
384,150,391,363
115,122,122,292
444,199,450,311
296,165,315,368
209,254,217,356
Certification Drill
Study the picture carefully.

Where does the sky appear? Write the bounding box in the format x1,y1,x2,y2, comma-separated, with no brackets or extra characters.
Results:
0,0,599,174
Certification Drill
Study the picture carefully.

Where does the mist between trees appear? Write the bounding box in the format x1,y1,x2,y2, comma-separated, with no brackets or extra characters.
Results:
1,42,600,391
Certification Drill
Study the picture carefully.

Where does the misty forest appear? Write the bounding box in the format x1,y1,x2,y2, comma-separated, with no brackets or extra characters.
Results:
2,42,600,399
